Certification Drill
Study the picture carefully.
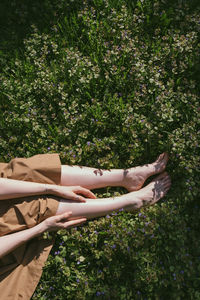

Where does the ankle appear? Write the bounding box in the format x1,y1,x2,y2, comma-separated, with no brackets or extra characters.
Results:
104,169,125,188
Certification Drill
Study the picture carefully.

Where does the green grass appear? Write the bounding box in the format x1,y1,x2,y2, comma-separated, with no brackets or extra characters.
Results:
0,0,200,299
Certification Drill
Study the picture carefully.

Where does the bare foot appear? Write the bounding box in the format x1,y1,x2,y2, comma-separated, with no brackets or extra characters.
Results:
122,153,169,192
124,172,171,211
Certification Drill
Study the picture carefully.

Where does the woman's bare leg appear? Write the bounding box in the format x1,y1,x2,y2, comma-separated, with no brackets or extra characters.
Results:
61,153,168,191
56,172,171,219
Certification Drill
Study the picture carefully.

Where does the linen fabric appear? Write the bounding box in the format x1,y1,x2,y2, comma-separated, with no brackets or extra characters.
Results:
0,154,61,300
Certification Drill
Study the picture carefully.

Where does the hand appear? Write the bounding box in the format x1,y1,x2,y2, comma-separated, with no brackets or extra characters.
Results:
50,185,96,202
44,212,87,232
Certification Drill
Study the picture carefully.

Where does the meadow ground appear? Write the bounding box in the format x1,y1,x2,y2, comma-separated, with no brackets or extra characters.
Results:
0,0,199,299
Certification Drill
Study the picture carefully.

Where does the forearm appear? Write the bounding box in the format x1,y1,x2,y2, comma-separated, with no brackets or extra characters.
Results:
0,212,87,259
0,178,54,200
0,222,47,258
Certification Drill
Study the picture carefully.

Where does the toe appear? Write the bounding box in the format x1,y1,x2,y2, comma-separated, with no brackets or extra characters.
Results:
155,171,168,181
154,153,169,174
163,152,169,163
164,185,171,194
156,153,165,162
159,153,169,167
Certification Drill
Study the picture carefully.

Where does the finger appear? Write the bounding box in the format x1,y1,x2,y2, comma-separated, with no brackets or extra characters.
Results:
64,218,87,228
61,191,86,202
74,194,86,203
76,187,97,199
57,211,72,221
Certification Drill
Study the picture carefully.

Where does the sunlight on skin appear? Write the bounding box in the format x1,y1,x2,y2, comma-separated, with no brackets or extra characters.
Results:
61,153,169,192
56,172,171,219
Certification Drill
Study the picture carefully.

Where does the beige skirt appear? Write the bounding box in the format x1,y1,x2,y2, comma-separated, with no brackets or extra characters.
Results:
0,154,61,300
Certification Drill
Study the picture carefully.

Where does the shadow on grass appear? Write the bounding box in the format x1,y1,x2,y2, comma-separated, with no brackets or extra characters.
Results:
0,0,84,54
1,0,199,51
1,0,199,84
135,0,200,86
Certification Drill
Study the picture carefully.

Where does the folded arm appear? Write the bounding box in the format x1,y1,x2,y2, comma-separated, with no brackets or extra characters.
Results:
0,178,50,200
0,178,96,201
0,212,86,259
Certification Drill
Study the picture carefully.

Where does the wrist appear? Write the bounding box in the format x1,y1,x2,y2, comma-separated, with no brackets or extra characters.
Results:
38,220,49,234
44,183,54,195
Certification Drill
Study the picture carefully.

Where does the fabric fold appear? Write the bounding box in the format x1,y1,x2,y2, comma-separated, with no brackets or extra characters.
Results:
0,154,61,300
